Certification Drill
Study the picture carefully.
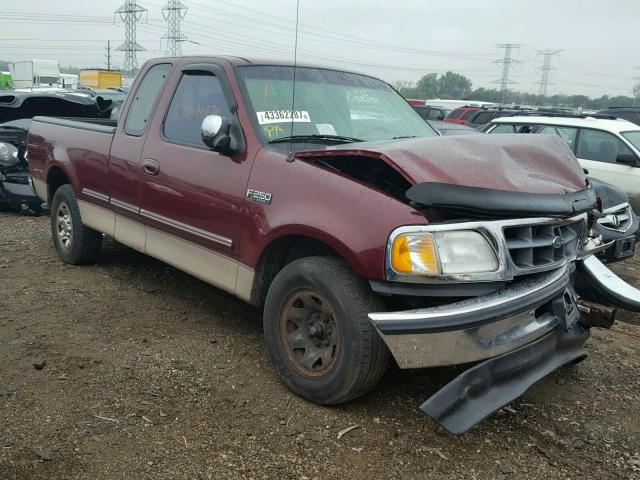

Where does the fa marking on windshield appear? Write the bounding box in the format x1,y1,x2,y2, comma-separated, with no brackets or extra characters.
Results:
247,189,272,205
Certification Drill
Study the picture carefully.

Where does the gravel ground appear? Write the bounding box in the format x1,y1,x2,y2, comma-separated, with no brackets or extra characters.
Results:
1,212,640,480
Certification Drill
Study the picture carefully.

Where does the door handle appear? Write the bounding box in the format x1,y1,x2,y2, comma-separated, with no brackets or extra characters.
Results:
142,158,160,175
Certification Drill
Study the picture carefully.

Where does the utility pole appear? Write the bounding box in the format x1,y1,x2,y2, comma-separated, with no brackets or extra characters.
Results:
105,41,112,70
115,0,147,75
534,49,562,97
493,43,523,103
162,1,188,56
633,67,640,107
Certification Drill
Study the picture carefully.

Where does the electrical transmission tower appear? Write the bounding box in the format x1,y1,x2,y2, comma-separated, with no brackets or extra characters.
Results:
115,0,148,74
534,49,562,97
493,43,523,102
162,1,189,56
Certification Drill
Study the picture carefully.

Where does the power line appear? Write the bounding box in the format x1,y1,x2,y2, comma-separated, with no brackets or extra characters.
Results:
162,0,188,56
534,49,562,97
493,43,522,102
115,0,148,74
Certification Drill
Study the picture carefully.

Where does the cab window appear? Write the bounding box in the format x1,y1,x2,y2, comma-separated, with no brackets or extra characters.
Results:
125,63,172,137
576,129,634,164
164,72,232,146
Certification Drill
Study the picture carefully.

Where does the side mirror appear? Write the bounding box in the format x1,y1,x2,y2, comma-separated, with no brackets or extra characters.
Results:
201,114,231,152
616,153,639,167
201,114,246,156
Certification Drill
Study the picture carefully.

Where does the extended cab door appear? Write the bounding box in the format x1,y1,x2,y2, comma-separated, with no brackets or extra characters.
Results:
575,128,640,210
107,62,172,250
137,62,254,298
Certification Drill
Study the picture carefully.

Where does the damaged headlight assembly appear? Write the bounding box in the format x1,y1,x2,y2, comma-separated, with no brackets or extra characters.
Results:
0,142,19,166
389,229,499,276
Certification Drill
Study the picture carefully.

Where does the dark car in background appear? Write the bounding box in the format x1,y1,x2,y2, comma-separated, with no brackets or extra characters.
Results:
464,107,533,129
596,107,640,127
412,105,451,121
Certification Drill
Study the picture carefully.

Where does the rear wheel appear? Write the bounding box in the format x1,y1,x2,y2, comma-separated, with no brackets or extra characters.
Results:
263,256,389,405
51,184,102,265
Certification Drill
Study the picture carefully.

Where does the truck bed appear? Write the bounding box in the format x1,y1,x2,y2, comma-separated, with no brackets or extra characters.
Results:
28,116,116,202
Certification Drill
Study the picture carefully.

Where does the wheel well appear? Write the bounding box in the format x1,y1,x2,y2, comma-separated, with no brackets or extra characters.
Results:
47,167,70,204
249,235,343,307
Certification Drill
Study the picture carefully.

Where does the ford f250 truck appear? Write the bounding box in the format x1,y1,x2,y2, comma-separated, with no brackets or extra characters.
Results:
27,57,640,434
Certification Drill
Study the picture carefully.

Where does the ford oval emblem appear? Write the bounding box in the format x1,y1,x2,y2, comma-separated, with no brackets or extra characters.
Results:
552,236,563,248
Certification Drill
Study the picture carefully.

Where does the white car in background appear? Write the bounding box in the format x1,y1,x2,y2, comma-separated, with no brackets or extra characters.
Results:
484,114,640,211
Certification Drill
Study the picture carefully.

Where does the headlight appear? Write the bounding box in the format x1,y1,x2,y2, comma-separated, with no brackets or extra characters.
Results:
390,230,498,276
0,142,19,166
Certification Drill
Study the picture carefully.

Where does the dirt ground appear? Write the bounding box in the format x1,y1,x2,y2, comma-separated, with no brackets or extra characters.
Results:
1,212,640,480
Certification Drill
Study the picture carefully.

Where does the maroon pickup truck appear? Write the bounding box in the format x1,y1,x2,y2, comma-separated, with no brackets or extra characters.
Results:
27,57,640,434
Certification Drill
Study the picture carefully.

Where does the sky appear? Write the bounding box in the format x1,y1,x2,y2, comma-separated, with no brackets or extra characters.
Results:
1,0,637,98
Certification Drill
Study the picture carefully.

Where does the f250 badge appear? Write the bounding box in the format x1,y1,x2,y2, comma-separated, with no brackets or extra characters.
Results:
246,189,272,205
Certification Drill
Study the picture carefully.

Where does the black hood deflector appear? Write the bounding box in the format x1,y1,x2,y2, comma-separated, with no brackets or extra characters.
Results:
407,182,597,218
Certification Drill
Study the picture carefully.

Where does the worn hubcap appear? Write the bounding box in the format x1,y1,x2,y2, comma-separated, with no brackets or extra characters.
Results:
56,202,73,250
280,290,340,376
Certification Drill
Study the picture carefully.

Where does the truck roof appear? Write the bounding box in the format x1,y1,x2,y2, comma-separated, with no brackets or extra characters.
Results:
143,55,367,77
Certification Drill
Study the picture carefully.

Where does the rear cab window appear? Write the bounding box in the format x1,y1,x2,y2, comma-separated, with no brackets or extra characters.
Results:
125,64,172,137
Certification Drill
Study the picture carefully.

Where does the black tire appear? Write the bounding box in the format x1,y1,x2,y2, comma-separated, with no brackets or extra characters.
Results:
263,256,389,405
50,184,102,265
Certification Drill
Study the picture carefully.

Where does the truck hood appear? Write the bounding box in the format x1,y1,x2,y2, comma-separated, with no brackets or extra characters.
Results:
295,134,587,195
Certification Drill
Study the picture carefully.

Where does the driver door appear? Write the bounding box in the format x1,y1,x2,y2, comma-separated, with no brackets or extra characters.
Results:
138,63,253,296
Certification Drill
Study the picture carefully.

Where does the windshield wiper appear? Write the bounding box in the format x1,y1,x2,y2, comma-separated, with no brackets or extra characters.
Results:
269,134,363,144
392,135,417,139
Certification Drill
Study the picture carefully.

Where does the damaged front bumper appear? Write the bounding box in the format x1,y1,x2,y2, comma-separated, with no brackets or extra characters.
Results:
369,256,640,434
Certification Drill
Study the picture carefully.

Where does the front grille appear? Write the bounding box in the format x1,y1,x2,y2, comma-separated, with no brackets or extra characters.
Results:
503,221,583,270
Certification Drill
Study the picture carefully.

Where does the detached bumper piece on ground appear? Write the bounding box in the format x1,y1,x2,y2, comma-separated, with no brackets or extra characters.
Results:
369,256,640,434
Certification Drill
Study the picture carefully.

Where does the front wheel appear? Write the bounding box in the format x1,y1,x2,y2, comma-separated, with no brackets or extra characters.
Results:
263,256,389,405
50,184,102,265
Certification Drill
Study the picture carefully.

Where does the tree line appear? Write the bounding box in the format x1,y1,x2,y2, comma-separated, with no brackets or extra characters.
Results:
393,71,639,110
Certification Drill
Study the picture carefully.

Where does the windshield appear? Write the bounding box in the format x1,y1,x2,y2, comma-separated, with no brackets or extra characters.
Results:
621,131,640,151
37,76,60,85
237,65,437,143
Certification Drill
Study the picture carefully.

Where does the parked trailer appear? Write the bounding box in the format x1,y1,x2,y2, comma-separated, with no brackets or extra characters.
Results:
9,60,61,88
79,70,123,89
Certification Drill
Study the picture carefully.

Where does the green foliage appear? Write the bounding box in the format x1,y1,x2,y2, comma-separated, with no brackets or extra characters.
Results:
469,88,637,109
399,71,472,99
395,70,636,109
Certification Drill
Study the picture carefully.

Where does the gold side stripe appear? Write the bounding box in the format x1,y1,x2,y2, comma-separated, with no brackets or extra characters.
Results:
140,208,233,248
76,199,252,301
